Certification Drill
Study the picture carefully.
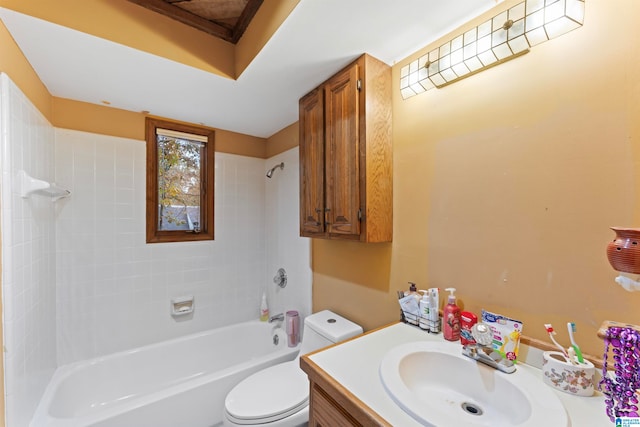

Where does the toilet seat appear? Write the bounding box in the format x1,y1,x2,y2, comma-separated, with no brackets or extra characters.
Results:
224,360,309,425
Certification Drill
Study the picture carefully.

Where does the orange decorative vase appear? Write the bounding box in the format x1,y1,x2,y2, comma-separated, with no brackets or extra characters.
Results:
607,227,640,274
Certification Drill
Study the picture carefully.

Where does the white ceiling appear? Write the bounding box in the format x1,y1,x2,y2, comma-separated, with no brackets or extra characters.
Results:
0,0,497,138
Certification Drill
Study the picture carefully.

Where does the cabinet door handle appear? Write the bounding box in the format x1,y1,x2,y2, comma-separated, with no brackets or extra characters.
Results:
324,208,331,226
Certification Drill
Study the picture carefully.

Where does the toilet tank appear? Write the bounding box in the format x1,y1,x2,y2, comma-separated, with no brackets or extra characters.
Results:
299,310,363,356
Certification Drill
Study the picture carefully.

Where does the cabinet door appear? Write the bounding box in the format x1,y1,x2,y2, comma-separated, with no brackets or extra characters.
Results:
309,383,362,427
325,64,360,237
299,88,325,236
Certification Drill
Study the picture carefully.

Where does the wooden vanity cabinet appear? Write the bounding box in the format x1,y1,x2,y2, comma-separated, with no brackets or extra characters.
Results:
299,54,392,242
301,354,391,427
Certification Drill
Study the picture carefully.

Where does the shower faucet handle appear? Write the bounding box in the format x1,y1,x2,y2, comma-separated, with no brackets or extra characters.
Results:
273,268,287,288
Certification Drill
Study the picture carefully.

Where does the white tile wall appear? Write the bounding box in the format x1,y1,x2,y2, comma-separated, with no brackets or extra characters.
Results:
55,130,272,364
0,74,57,427
264,148,312,322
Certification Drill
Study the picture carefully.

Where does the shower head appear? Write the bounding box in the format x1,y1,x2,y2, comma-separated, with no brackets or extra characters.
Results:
266,162,284,178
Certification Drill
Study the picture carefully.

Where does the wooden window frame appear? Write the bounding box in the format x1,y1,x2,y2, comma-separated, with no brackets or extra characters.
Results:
146,117,215,243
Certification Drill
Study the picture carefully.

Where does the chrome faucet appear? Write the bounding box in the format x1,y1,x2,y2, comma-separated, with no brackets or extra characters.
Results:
462,323,516,374
268,313,284,323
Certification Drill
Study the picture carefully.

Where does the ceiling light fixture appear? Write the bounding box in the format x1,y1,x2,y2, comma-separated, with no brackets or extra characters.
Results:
400,0,585,99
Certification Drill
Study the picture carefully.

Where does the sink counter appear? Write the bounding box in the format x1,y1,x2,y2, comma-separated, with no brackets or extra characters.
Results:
301,322,610,426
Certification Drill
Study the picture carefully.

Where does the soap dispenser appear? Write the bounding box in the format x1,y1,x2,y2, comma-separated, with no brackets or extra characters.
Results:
443,288,461,341
405,282,421,303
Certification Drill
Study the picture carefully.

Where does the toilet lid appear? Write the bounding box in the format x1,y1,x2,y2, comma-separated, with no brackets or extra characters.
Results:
225,360,309,424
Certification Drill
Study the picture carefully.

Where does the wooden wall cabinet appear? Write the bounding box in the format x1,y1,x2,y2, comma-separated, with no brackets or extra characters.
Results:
299,54,392,242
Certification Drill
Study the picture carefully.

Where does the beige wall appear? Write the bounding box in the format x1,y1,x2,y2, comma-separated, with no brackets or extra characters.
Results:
313,0,640,358
53,97,299,158
266,122,298,158
53,98,269,157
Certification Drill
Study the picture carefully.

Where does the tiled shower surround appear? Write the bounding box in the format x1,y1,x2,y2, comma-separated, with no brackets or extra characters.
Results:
0,74,58,427
54,130,273,364
0,74,311,426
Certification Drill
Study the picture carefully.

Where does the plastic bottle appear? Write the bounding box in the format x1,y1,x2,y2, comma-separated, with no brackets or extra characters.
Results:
404,282,421,303
418,290,430,330
443,288,461,341
259,291,269,322
427,288,440,334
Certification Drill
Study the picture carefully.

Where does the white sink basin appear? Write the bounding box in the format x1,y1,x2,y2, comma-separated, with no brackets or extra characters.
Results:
379,341,568,426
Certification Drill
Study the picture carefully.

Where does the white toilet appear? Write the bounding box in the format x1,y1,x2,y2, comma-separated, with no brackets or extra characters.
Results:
223,310,363,427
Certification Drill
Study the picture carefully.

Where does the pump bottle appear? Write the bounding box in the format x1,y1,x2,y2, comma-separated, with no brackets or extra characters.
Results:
404,282,421,303
443,288,461,341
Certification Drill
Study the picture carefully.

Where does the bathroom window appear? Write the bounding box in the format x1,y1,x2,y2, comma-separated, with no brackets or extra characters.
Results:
146,117,214,243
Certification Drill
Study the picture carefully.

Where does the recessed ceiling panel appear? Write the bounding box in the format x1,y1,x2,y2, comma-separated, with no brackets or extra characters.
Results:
127,0,264,44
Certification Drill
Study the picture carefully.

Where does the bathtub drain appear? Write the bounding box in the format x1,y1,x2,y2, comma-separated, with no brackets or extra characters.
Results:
461,402,483,416
273,334,279,345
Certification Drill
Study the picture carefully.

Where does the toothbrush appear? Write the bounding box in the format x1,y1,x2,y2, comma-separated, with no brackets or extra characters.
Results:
544,324,569,358
567,322,585,364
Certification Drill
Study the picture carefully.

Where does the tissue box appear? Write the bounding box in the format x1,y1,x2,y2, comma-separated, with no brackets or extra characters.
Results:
542,351,595,396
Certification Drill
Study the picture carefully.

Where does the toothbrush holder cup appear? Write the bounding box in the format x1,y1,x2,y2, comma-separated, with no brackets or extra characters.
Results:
542,351,595,396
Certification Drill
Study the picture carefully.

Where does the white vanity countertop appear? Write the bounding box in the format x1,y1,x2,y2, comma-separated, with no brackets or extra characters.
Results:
309,322,611,426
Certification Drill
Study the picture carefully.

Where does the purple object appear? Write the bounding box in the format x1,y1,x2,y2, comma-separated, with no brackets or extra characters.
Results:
599,327,640,421
286,311,300,347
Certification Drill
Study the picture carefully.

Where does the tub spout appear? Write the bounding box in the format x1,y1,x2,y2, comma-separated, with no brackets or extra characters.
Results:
268,313,284,323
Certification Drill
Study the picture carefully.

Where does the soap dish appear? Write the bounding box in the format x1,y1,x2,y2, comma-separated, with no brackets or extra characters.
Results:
171,296,194,316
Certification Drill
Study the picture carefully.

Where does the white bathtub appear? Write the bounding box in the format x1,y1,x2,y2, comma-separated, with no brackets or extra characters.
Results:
31,321,299,427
